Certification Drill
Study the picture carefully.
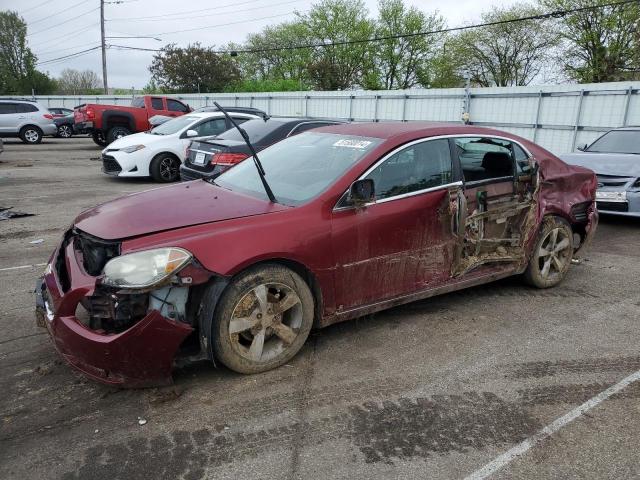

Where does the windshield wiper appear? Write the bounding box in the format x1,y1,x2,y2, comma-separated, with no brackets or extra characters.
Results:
213,102,276,203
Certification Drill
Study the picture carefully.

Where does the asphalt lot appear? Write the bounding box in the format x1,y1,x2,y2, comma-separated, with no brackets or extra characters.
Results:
1,137,639,480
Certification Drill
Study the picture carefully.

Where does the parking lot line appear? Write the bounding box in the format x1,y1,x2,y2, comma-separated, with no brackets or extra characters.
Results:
464,369,640,480
0,263,46,273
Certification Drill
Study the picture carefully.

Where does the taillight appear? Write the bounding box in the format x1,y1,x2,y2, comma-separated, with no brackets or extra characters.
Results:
43,114,53,120
210,152,249,166
85,107,95,120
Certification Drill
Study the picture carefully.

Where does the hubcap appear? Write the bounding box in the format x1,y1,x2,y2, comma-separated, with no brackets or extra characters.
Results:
229,283,302,363
159,157,178,180
25,129,39,142
537,227,571,280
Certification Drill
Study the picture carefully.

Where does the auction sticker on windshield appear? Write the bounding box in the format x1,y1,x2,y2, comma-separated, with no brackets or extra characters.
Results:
333,139,372,149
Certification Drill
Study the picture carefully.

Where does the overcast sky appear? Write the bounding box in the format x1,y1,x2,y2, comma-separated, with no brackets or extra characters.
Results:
2,0,518,89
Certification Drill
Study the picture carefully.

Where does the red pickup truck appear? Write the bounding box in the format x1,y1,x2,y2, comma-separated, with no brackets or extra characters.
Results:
74,95,192,146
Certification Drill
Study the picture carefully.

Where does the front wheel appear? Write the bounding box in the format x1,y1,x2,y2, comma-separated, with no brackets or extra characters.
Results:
57,124,73,138
149,153,180,182
211,265,314,374
524,216,574,288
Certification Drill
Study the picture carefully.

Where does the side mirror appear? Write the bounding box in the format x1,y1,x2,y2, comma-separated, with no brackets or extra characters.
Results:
186,129,198,138
349,179,375,207
577,143,588,152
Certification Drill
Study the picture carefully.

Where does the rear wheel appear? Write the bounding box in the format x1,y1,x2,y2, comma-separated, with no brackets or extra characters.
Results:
106,126,131,144
92,131,107,146
57,124,73,138
524,216,573,288
211,264,314,374
19,126,43,144
149,153,180,182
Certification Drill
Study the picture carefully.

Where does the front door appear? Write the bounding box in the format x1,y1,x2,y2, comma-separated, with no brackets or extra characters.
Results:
452,136,537,276
331,138,461,312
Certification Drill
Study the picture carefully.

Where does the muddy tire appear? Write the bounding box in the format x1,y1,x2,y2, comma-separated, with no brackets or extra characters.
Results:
19,125,43,144
524,216,573,289
92,131,107,147
106,126,131,144
211,264,314,374
149,153,180,182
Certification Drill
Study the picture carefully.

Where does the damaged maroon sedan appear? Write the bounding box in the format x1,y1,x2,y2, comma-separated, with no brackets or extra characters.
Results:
36,123,597,387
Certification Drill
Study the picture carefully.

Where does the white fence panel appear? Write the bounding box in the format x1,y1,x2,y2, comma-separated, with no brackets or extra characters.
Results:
6,81,639,154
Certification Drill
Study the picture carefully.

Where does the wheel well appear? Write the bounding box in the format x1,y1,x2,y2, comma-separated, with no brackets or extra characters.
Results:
20,124,42,133
105,118,131,131
154,152,181,163
237,258,324,328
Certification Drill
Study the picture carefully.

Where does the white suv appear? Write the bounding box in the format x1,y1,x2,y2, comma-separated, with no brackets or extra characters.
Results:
0,99,57,144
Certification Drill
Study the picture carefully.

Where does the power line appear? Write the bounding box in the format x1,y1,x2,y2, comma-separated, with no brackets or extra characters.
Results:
36,42,102,58
217,0,640,54
27,0,89,26
30,22,100,48
36,46,101,66
148,12,297,36
107,0,302,23
107,0,270,21
16,0,50,16
28,6,99,36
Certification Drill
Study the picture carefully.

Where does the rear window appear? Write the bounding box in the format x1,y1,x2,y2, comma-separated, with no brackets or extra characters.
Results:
131,98,145,108
217,119,284,144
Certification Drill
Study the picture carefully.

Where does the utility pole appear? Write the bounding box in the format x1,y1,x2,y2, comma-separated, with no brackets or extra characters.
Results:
100,0,108,94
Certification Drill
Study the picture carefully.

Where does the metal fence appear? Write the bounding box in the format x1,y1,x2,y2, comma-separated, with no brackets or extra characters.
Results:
11,81,640,154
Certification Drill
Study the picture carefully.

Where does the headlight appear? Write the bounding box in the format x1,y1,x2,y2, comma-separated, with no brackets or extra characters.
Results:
102,247,192,288
121,144,146,153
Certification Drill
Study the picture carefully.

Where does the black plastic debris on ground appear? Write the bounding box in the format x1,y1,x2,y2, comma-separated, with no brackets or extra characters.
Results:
0,206,35,220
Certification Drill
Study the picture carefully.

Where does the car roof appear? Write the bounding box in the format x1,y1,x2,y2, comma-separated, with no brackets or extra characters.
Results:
183,111,260,120
609,126,640,131
311,121,528,140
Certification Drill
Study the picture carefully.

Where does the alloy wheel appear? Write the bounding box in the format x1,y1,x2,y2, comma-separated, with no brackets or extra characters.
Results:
159,157,178,181
228,283,303,363
537,227,571,280
24,129,40,143
58,125,72,138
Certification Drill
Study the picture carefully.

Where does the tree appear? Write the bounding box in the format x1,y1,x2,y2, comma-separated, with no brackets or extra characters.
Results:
0,10,43,94
302,0,376,90
375,0,446,89
56,69,102,94
540,0,640,82
238,22,313,85
149,43,240,93
451,4,560,86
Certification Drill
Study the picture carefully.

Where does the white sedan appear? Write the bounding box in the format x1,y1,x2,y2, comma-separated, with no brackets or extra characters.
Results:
100,111,260,182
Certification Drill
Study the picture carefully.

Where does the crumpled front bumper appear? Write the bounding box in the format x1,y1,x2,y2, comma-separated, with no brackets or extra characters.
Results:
35,240,193,388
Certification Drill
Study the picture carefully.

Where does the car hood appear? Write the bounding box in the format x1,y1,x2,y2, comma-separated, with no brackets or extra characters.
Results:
104,131,167,151
74,180,288,240
560,152,640,177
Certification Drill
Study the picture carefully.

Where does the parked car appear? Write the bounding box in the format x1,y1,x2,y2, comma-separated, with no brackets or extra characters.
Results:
36,123,597,387
101,110,263,182
0,99,57,144
150,106,268,128
561,126,640,217
74,95,192,147
180,117,344,181
54,114,74,138
48,107,73,118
